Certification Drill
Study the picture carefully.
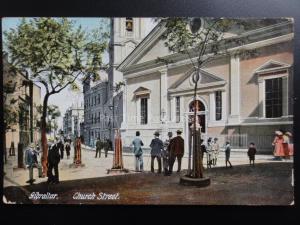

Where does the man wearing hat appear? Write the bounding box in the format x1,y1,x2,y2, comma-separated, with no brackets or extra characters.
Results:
150,131,164,173
211,137,220,166
25,143,41,184
169,130,184,174
47,137,61,184
162,131,173,176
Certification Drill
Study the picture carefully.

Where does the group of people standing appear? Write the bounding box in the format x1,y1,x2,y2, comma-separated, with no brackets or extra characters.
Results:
95,138,112,158
132,130,184,176
24,135,82,185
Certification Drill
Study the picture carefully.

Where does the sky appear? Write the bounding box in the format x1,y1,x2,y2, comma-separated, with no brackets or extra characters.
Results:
2,17,157,129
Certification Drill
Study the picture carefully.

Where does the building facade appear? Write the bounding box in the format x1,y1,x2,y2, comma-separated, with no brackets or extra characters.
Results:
62,103,84,140
83,18,149,147
3,53,41,149
118,19,294,152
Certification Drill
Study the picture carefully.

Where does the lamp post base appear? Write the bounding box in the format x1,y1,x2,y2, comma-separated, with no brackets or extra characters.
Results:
69,163,85,168
107,168,129,174
179,175,210,187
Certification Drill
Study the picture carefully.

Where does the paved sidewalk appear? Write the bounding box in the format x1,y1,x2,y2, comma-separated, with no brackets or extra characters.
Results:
3,145,293,187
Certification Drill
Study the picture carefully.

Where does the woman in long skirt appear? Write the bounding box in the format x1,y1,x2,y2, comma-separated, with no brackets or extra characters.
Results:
272,130,285,159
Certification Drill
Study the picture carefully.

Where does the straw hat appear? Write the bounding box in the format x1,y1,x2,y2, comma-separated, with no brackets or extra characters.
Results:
29,143,35,148
285,132,292,137
275,130,283,135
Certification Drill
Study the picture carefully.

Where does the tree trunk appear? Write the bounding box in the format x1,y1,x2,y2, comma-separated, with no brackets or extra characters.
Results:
41,94,50,177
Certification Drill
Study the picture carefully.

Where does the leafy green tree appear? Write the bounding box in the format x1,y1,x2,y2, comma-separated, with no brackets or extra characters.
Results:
4,17,109,175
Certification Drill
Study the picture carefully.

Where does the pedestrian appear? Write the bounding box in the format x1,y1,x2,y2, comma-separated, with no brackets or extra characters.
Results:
212,138,220,166
47,137,61,184
162,132,173,176
283,131,292,159
95,137,102,158
24,143,42,185
104,138,111,158
58,136,64,159
206,137,213,168
225,141,233,168
150,131,164,174
247,142,257,166
74,136,82,164
132,131,144,172
200,139,207,161
285,132,294,157
272,130,285,160
169,130,184,174
65,142,71,159
9,141,15,156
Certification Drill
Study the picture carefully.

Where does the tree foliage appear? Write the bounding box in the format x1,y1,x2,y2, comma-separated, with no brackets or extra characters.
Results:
4,17,109,95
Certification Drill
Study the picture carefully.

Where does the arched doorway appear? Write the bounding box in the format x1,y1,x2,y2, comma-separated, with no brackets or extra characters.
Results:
188,100,206,133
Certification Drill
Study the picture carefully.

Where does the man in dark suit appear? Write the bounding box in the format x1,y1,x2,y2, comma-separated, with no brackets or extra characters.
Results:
169,130,184,174
150,131,164,173
47,138,61,184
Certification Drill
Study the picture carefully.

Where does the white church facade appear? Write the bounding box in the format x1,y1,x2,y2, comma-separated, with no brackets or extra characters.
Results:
118,19,294,152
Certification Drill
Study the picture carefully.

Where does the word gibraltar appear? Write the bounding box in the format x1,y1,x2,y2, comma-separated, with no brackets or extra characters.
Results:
28,192,58,200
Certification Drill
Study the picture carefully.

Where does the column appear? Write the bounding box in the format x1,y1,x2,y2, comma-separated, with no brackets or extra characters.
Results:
209,92,216,121
221,91,227,121
171,96,176,122
282,76,288,116
121,79,127,128
159,68,168,121
258,78,265,118
229,54,240,123
180,96,184,123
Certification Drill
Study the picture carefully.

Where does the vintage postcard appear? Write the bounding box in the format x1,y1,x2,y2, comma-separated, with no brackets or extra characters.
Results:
2,17,294,205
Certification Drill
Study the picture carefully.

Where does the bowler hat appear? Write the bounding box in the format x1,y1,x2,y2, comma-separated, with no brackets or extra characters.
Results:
176,130,182,134
154,131,160,136
168,131,173,137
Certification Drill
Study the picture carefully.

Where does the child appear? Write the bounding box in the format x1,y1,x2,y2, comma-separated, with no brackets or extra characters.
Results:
247,142,257,166
225,141,232,168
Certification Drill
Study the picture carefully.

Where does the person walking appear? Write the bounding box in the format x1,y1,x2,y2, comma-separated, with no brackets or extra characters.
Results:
247,142,257,167
150,131,164,174
169,130,184,174
9,141,15,156
225,141,233,168
132,131,144,172
95,137,102,158
104,138,111,158
65,142,71,159
163,132,173,176
47,138,61,184
212,138,220,166
58,136,64,159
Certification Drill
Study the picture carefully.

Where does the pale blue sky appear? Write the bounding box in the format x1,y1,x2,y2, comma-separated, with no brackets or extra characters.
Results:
2,17,157,129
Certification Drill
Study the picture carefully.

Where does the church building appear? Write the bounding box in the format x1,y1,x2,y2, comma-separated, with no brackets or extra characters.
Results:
118,19,294,152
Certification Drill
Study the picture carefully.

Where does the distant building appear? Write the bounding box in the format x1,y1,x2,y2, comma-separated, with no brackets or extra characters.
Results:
83,73,109,147
3,53,41,149
62,103,84,140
